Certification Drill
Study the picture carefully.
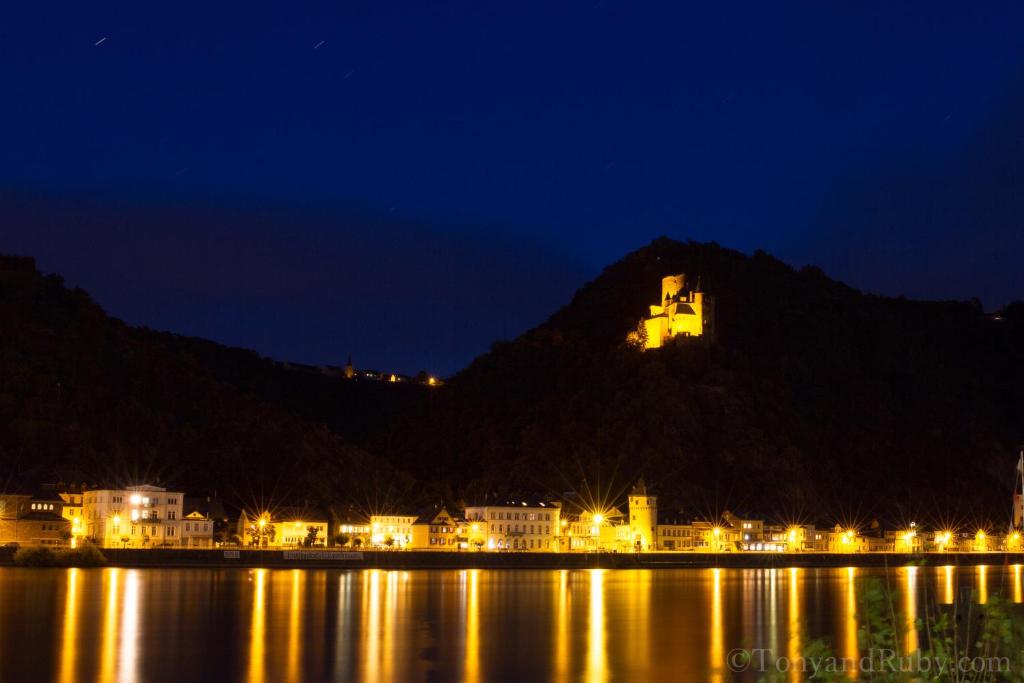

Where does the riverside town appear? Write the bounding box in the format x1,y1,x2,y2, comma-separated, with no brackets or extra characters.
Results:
6,472,1024,557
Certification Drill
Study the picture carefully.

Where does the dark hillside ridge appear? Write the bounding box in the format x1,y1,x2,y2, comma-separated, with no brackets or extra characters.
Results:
0,255,416,509
2,239,1022,525
379,238,1024,523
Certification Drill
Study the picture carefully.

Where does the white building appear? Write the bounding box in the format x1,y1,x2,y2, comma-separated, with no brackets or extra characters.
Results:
369,514,417,548
83,485,184,548
464,499,561,551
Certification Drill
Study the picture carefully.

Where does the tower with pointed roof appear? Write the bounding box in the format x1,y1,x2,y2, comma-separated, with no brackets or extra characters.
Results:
627,476,657,551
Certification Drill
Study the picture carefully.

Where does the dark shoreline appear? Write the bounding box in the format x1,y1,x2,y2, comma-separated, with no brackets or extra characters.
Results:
4,547,1024,570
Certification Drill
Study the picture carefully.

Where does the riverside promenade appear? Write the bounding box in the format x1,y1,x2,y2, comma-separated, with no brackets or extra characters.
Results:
4,547,1024,570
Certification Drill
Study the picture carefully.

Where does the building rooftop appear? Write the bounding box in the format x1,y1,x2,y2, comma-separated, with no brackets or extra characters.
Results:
466,499,561,509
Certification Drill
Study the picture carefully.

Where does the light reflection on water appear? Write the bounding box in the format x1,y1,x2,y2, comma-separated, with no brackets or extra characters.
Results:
1,564,1021,682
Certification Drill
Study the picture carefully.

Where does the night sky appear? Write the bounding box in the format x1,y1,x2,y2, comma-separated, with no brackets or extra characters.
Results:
2,2,1023,375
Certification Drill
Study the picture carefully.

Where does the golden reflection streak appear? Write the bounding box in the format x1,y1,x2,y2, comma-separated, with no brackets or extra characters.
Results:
844,567,858,679
585,569,607,683
59,568,79,683
787,568,801,683
941,565,955,605
902,566,918,655
1014,565,1022,604
464,569,480,683
768,568,777,663
118,570,140,683
709,568,724,683
100,568,120,683
334,573,353,679
247,569,267,683
287,570,301,683
555,570,569,683
383,571,398,682
978,565,988,604
363,570,381,683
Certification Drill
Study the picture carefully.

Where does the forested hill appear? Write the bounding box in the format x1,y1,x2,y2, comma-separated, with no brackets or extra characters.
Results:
0,254,423,510
377,238,1024,523
3,239,1023,525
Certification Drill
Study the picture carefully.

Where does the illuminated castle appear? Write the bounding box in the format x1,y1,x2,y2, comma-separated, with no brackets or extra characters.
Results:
628,274,714,349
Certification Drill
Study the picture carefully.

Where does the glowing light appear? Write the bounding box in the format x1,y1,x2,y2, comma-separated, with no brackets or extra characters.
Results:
112,515,121,525
593,513,604,525
130,494,141,505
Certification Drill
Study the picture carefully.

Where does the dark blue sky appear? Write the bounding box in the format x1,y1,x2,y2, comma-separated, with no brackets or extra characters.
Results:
2,2,1023,375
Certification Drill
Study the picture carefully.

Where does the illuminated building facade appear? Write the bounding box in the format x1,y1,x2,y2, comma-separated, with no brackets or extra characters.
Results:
656,515,696,551
369,514,417,548
0,492,72,546
56,485,87,547
411,507,475,549
238,507,329,548
628,274,714,349
464,500,562,551
83,485,184,548
627,479,657,551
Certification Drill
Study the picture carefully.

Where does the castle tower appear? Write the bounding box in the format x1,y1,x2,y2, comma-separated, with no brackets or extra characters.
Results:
343,355,355,379
628,477,657,552
661,275,685,302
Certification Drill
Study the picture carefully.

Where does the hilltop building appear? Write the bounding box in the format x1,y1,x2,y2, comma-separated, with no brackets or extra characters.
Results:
629,274,714,349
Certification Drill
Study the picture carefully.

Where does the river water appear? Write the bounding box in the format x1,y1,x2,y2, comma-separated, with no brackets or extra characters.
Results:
0,564,1018,682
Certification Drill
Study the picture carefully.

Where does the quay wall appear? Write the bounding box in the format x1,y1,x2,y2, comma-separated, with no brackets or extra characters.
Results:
3,547,1024,570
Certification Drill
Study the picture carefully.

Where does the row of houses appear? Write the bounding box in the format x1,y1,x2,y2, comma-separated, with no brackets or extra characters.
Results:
0,484,224,549
2,478,1018,553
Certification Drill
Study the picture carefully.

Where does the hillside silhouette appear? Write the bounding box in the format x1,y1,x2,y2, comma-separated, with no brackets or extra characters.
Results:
2,239,1022,525
377,238,1024,524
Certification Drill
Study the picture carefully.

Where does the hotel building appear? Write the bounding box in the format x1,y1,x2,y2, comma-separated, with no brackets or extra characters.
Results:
464,499,561,551
83,485,184,548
